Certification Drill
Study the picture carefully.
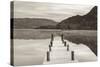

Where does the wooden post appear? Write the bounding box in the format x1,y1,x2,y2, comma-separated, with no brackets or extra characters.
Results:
50,41,53,47
49,45,51,51
67,45,69,51
61,34,62,40
51,34,54,41
61,34,64,43
63,40,64,43
71,51,74,61
47,51,50,61
64,41,66,46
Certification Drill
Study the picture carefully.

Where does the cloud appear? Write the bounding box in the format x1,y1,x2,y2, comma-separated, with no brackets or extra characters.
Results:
14,1,94,22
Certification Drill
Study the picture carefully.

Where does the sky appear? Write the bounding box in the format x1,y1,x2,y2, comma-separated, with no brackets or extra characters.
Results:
14,1,94,22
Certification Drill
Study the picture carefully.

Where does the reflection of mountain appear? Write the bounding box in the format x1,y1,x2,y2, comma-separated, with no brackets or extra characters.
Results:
56,6,97,30
11,18,57,29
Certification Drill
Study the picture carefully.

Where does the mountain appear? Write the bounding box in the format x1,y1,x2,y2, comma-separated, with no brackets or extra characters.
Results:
11,6,97,30
56,6,97,30
11,18,57,29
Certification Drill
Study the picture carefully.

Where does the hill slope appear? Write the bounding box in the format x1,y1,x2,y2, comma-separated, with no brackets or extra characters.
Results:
56,6,97,30
11,18,57,29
